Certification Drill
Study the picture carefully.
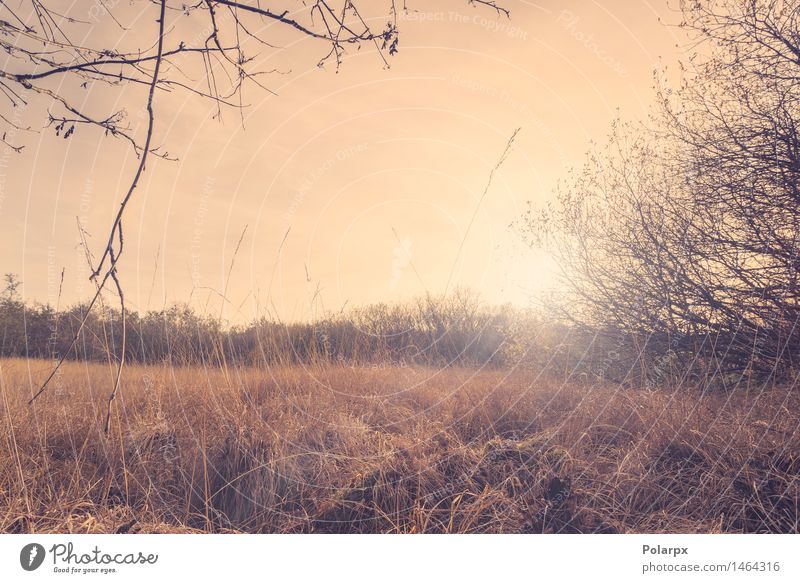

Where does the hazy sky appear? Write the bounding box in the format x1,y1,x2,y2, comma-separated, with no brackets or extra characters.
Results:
0,0,687,322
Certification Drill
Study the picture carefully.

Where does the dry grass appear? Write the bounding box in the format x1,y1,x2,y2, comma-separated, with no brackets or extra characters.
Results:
1,357,798,533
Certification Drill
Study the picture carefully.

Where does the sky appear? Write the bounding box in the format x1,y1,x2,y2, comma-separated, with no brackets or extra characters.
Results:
0,0,688,322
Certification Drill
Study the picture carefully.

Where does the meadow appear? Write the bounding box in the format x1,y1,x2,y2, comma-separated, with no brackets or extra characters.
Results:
1,357,797,533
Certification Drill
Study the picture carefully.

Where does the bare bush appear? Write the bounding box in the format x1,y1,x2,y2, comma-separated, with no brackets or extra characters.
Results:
520,0,800,386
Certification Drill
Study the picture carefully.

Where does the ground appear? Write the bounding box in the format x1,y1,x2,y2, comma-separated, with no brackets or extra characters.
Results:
1,358,797,533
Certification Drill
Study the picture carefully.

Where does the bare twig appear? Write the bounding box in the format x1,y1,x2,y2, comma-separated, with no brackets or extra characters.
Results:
444,128,520,294
28,0,168,415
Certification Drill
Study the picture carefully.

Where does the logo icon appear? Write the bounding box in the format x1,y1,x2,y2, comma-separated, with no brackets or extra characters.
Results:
20,543,46,571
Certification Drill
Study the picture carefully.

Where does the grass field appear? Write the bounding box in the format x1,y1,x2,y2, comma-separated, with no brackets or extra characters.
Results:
1,358,797,533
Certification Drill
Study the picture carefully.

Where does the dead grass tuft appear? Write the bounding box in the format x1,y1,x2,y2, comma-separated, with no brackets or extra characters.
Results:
1,358,797,533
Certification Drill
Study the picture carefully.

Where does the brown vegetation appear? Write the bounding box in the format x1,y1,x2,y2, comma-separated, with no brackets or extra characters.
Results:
1,358,797,533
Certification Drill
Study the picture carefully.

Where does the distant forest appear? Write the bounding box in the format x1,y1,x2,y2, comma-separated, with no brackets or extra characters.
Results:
0,275,535,368
0,272,792,391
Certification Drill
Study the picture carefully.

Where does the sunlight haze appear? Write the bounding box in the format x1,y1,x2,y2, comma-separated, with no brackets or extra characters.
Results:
0,0,684,322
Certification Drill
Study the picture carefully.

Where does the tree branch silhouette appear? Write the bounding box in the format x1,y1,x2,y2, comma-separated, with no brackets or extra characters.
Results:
2,0,508,430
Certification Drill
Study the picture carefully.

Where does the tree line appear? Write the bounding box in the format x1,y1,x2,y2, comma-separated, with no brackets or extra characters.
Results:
1,269,781,389
0,277,542,370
